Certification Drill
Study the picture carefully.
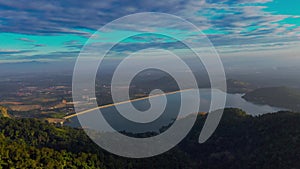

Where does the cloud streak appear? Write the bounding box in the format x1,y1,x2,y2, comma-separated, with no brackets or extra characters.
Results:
0,0,299,62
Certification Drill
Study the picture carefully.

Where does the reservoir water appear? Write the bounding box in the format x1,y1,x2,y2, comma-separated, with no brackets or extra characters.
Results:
66,89,286,133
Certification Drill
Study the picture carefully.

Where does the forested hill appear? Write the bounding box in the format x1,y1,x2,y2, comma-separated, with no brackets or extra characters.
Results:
0,108,300,168
243,86,300,111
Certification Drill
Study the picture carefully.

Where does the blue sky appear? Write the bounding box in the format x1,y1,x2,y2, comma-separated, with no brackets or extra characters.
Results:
0,0,299,63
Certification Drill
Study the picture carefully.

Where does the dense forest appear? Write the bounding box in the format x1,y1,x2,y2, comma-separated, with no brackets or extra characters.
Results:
0,108,299,168
243,86,300,111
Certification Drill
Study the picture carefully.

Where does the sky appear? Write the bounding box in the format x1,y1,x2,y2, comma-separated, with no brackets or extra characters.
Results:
0,0,299,64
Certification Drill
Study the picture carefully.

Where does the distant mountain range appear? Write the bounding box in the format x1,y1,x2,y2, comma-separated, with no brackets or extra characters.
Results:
0,61,74,75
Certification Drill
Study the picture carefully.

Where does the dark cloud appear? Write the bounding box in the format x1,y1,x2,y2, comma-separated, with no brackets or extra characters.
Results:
198,2,298,47
63,40,83,50
206,0,272,4
25,51,79,60
34,44,47,47
0,0,296,41
0,0,299,62
0,0,204,35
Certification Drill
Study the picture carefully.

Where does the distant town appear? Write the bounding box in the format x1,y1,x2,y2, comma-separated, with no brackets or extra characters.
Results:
0,71,178,125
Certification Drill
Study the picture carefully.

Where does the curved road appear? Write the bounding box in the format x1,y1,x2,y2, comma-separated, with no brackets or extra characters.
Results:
63,88,194,120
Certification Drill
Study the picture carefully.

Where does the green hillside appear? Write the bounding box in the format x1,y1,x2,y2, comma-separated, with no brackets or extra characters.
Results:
0,108,300,168
243,86,300,111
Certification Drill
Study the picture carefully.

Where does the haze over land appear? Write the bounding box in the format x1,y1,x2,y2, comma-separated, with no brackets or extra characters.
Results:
0,0,300,168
